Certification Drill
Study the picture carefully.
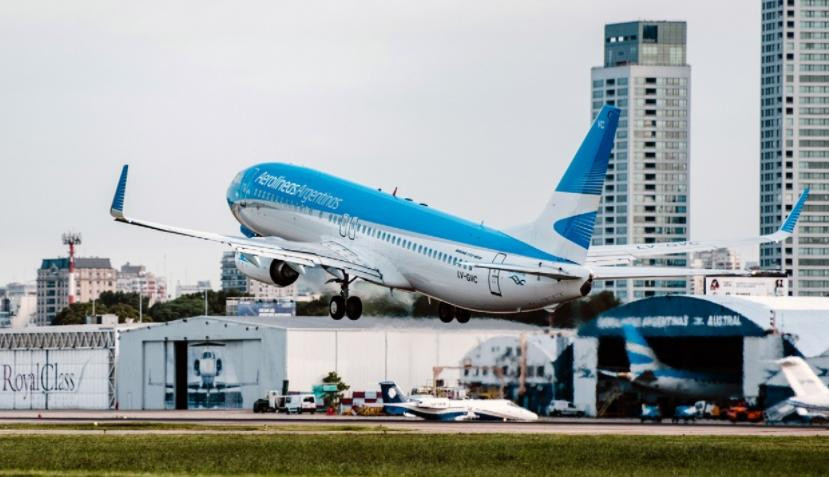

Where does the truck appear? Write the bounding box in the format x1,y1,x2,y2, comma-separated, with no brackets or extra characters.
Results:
253,391,318,414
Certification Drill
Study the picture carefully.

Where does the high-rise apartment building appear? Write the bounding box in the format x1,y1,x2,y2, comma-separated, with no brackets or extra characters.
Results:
590,21,691,302
116,263,168,305
760,0,829,296
36,257,116,325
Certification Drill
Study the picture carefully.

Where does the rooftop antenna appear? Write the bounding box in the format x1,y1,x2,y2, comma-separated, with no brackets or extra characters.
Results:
392,186,398,197
62,232,82,305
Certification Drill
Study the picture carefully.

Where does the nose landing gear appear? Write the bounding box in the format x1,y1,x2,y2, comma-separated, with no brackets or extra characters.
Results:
328,273,363,320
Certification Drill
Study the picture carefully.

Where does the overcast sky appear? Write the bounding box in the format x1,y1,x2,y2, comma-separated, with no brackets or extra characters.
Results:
0,1,760,289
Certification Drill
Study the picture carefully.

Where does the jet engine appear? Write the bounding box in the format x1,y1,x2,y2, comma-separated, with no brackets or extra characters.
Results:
234,252,300,287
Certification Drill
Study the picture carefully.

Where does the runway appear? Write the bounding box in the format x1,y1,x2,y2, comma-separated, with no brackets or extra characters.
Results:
0,410,825,436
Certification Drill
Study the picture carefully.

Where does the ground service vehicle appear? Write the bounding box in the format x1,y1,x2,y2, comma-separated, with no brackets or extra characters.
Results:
726,402,763,423
640,404,662,423
546,400,585,417
672,405,698,423
253,392,317,414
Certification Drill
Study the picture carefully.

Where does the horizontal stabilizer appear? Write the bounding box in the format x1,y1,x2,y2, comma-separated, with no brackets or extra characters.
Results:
461,261,581,280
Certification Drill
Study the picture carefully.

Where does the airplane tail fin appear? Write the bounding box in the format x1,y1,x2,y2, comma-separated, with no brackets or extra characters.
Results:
379,381,408,404
622,324,665,376
778,357,829,398
508,105,620,264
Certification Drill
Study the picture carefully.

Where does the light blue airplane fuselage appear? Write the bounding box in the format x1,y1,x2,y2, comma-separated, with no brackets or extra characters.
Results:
225,163,589,312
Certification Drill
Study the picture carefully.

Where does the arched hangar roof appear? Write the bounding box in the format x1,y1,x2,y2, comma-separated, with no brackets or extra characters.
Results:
579,295,829,357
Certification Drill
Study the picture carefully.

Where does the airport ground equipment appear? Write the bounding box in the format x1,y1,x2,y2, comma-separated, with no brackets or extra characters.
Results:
672,405,698,423
726,402,763,423
546,400,584,417
252,392,317,414
640,404,662,423
252,391,281,413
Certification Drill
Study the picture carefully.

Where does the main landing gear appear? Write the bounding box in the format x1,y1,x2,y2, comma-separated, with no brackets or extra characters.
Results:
328,273,362,321
437,302,471,324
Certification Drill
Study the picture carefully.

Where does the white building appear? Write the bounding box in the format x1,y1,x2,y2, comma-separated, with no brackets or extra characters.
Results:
36,257,116,326
117,263,167,304
760,0,828,296
591,21,691,301
116,316,540,410
0,283,36,328
175,281,212,298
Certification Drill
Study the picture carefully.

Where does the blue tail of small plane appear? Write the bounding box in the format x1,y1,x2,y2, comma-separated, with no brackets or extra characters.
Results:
622,324,665,377
379,381,410,416
379,381,408,404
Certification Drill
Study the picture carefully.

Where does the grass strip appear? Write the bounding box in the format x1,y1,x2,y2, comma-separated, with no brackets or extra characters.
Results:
0,434,825,476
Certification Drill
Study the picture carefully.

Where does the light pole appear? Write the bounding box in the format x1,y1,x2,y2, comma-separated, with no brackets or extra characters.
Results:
203,289,208,316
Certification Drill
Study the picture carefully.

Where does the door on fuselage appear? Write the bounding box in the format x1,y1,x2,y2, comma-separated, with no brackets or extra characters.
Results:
489,253,507,296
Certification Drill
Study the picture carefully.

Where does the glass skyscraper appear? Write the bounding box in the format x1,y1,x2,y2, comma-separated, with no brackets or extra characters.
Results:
590,21,691,302
760,0,829,296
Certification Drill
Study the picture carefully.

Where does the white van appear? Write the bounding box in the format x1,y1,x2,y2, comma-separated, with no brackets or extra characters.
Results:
277,394,318,414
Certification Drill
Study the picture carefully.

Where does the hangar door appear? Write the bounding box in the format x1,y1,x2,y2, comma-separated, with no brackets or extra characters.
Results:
142,340,263,410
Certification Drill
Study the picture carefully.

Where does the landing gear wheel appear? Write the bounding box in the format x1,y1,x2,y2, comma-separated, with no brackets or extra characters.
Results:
329,296,346,320
438,303,455,323
346,296,363,320
455,308,471,324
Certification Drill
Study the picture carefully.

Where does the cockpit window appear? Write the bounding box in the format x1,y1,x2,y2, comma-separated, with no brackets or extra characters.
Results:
231,171,244,186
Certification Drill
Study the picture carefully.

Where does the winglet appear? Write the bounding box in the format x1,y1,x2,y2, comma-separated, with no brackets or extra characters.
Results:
110,165,129,219
779,187,809,234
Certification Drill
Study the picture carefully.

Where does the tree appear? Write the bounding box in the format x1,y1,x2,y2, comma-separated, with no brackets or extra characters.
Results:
296,295,332,316
411,295,438,317
54,302,95,326
321,371,350,410
53,300,142,325
147,290,248,322
550,291,620,328
362,296,409,317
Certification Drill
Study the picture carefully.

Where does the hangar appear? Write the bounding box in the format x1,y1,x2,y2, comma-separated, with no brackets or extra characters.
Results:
116,315,539,411
574,295,829,417
459,333,574,415
0,323,138,410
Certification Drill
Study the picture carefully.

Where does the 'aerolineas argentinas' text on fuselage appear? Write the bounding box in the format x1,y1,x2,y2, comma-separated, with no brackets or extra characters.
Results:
255,172,343,210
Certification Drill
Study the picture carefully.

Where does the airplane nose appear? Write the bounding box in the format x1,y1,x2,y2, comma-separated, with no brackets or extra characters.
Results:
227,169,246,207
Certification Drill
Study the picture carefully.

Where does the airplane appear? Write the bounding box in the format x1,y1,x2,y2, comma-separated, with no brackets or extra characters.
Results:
600,324,741,399
776,356,829,418
193,349,222,389
379,381,538,421
108,104,808,322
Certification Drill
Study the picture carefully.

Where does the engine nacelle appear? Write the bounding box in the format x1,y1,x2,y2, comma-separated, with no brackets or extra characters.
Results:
234,252,300,287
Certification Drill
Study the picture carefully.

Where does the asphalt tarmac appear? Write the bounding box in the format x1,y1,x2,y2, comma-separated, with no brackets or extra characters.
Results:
0,410,825,436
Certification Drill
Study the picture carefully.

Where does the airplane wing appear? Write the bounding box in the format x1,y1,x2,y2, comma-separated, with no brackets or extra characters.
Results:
588,266,753,280
586,188,809,266
109,165,384,283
